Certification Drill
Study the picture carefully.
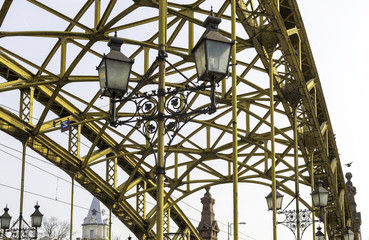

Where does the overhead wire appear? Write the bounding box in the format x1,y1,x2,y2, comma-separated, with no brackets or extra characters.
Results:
0,142,257,239
0,107,257,239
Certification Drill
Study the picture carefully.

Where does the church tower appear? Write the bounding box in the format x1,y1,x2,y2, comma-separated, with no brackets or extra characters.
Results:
197,187,219,240
81,197,109,240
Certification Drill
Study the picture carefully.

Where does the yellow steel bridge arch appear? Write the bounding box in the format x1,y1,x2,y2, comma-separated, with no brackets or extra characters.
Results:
0,0,351,239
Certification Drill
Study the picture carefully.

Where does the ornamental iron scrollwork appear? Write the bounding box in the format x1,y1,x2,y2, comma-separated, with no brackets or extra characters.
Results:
109,54,218,175
277,209,315,240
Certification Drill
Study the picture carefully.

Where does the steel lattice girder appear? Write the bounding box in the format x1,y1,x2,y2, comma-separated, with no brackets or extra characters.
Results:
0,0,351,239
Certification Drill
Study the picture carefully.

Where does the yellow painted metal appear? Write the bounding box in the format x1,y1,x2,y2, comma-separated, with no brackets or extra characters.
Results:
310,153,316,240
268,52,278,240
94,0,100,29
70,176,75,240
293,108,301,240
106,155,116,240
157,0,167,239
0,0,13,27
231,0,239,239
61,37,66,75
29,87,34,125
0,0,354,239
109,210,112,240
18,140,27,238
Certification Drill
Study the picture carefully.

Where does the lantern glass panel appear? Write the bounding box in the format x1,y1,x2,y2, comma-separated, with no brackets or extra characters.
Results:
104,58,131,98
206,39,231,75
265,190,283,211
266,193,273,211
31,215,43,228
318,192,329,207
312,185,329,208
98,59,107,93
276,193,283,210
344,228,355,240
0,213,11,229
194,41,206,80
30,204,43,228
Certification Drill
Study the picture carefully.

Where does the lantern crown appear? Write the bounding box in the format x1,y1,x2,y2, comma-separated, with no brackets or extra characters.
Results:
203,13,221,32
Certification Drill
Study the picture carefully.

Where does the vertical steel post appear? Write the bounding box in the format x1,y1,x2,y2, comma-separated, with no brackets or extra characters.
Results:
268,52,277,240
310,153,316,240
293,108,301,240
157,1,167,239
19,140,27,240
60,37,66,75
231,0,239,239
323,208,327,240
29,87,34,125
70,176,75,240
94,0,100,29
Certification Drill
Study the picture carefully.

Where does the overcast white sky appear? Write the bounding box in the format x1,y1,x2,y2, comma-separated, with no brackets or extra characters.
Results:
0,1,368,240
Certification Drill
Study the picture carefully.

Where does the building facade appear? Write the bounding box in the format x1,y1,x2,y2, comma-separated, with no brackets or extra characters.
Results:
81,197,109,240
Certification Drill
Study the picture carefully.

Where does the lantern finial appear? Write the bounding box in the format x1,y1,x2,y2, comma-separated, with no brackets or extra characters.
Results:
203,12,221,32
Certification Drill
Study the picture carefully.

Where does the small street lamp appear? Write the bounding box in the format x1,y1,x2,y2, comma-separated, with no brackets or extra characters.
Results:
343,226,354,240
265,181,329,240
265,188,284,211
97,35,134,99
0,203,43,239
192,11,234,84
0,206,11,230
227,222,246,240
315,226,324,240
30,203,43,228
311,180,329,208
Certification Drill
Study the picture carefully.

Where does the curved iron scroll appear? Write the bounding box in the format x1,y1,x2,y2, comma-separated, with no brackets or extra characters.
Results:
109,54,217,176
277,209,315,240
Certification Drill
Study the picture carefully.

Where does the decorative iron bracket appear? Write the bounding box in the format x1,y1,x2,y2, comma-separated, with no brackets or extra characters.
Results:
0,215,39,240
109,52,218,176
277,209,317,240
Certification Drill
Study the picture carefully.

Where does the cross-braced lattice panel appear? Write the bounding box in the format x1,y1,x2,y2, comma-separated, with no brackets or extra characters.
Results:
0,0,350,238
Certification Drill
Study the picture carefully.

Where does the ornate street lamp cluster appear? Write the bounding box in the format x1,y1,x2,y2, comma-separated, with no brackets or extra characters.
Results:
97,12,233,101
265,181,355,240
95,7,354,240
97,10,233,240
265,181,328,239
97,12,233,160
0,204,43,240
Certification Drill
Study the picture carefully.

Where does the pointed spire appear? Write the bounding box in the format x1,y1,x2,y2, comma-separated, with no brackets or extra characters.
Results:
197,187,219,240
82,197,106,225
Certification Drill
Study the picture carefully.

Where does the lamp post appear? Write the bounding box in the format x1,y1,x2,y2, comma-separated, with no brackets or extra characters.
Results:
343,226,354,240
97,11,233,240
227,222,246,240
265,188,284,211
265,181,329,240
0,203,43,240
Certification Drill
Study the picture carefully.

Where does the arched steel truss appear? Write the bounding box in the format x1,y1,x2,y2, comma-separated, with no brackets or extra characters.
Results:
0,0,352,239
